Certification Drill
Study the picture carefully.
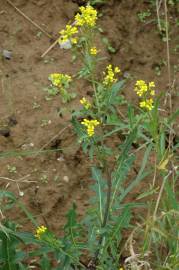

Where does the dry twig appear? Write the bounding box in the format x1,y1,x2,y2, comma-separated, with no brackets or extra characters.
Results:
41,38,59,58
34,124,71,157
0,174,35,196
5,0,53,39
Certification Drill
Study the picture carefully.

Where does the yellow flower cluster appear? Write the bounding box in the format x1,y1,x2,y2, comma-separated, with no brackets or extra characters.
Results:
58,24,78,45
134,80,155,111
103,64,120,86
58,6,97,48
134,80,147,97
140,98,154,111
75,5,97,28
80,97,91,109
35,225,47,239
90,47,98,55
134,80,155,97
81,119,100,137
49,73,72,87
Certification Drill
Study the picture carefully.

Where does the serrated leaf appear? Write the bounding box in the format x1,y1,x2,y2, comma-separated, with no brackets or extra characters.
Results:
106,80,125,106
119,144,152,202
91,167,106,224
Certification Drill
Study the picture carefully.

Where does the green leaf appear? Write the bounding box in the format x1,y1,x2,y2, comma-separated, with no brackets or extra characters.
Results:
71,117,86,139
127,104,135,129
17,201,38,227
104,207,131,251
136,186,158,200
0,223,21,270
106,113,121,125
164,182,179,210
119,144,152,202
91,167,106,224
64,204,80,246
111,128,137,206
159,131,166,158
106,80,125,106
40,255,51,270
0,190,16,211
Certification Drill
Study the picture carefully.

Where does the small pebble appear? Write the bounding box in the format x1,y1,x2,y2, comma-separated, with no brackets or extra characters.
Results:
3,49,12,60
21,142,34,150
59,40,72,50
63,175,69,183
19,191,24,197
57,156,65,162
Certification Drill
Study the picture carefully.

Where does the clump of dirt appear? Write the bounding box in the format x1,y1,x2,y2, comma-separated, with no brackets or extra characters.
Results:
0,0,178,238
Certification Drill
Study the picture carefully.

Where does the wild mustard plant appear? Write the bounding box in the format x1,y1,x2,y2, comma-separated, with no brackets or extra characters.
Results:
131,75,179,269
48,73,76,102
58,5,99,78
1,3,178,270
49,73,72,87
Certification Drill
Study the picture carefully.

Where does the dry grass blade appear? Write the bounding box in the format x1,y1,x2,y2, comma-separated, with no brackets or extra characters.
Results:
5,0,53,39
41,38,59,58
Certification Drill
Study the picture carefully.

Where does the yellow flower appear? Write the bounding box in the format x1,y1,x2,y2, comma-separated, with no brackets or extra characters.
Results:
81,119,100,137
134,80,156,111
90,47,97,55
135,80,156,97
80,97,91,109
71,37,78,44
149,81,155,88
75,5,97,28
140,98,154,111
58,24,78,45
149,81,155,96
134,80,148,97
150,90,155,96
114,67,120,73
35,225,47,239
103,64,120,86
49,73,72,88
60,24,78,37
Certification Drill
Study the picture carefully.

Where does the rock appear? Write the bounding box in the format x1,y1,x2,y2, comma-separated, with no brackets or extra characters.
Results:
63,175,69,183
2,50,12,60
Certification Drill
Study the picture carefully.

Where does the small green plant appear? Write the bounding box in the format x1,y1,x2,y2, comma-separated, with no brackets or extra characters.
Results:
32,101,40,109
7,164,17,174
40,174,48,183
48,73,76,103
40,119,51,127
137,10,151,22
